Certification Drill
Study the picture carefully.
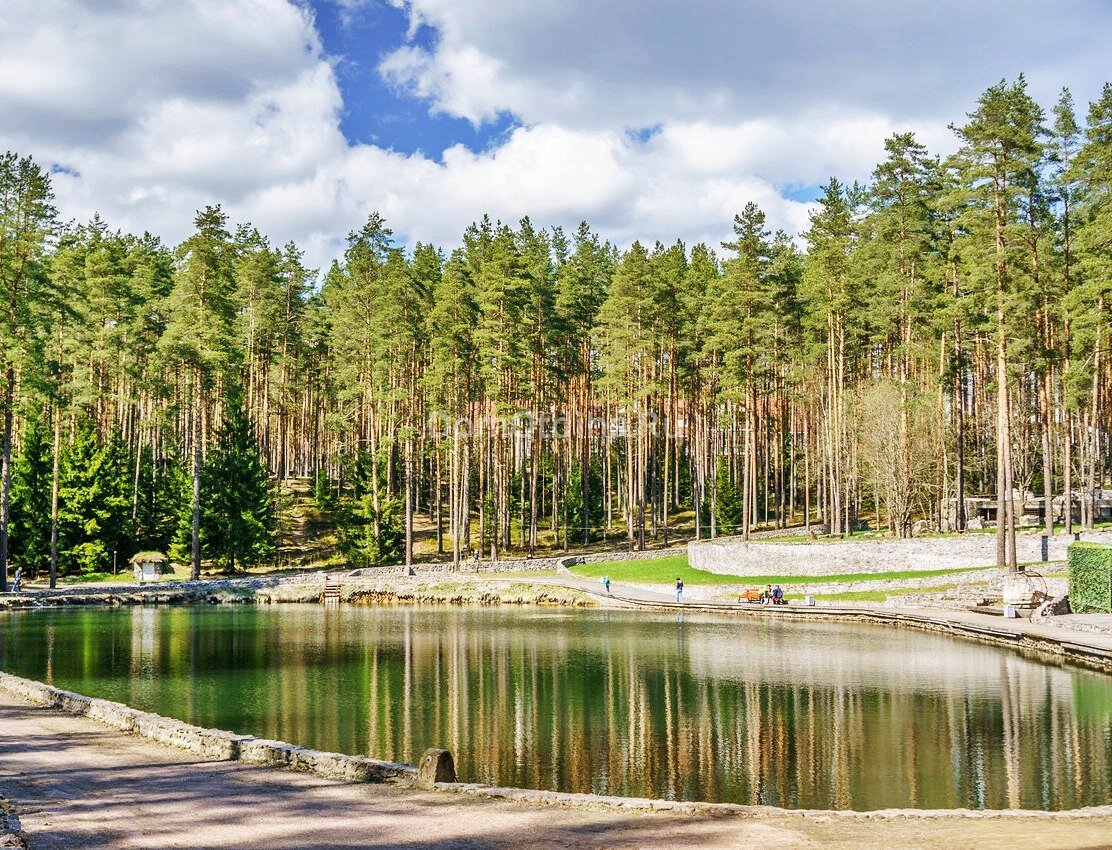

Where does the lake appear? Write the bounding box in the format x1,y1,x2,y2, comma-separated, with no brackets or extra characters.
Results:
1,604,1110,810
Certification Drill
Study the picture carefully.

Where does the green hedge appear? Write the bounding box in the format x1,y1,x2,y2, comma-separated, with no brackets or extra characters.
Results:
1068,542,1112,614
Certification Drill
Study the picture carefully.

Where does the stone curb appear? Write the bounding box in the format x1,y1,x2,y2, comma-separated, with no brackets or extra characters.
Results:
440,783,1112,820
0,671,416,785
0,795,26,849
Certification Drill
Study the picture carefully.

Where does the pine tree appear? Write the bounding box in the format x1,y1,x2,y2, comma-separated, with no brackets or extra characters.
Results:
1069,82,1112,529
1051,88,1081,533
802,179,860,536
952,77,1045,567
703,202,775,538
597,241,658,549
425,249,477,567
158,206,237,579
0,152,56,591
860,133,941,536
133,447,186,554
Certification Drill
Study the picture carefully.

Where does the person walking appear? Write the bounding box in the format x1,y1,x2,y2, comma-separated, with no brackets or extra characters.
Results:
604,576,611,594
675,577,684,604
11,567,22,593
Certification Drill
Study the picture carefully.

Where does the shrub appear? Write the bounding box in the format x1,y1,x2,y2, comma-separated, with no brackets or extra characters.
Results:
1068,542,1112,613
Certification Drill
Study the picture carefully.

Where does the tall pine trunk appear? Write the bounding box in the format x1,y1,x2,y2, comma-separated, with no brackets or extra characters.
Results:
50,403,60,589
0,368,13,593
191,374,202,581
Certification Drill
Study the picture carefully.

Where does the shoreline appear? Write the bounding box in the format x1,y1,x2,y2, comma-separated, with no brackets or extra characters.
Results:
4,570,1110,673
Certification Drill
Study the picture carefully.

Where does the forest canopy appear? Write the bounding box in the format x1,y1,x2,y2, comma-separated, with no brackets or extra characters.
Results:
2,75,1111,587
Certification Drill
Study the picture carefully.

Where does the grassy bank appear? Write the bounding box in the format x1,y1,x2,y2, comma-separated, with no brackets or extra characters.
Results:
570,555,988,586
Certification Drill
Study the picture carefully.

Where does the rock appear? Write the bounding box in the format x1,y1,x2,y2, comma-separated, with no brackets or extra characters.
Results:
417,748,457,788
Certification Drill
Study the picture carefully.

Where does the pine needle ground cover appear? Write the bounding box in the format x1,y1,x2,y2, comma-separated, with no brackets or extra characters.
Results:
569,556,985,586
1068,542,1112,613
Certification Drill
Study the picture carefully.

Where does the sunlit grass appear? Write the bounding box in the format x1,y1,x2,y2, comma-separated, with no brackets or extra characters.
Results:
570,556,988,586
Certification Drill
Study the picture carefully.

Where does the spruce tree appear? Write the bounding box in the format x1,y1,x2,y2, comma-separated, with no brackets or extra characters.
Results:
10,415,52,576
173,394,275,572
58,423,132,575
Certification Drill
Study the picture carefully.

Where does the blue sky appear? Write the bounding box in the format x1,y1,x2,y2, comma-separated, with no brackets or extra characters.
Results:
311,1,517,156
2,0,1110,268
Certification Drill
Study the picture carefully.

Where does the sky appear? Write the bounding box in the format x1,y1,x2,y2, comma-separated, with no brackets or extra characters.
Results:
2,0,1110,272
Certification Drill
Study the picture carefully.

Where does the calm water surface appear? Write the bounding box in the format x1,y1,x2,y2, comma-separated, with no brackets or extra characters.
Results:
1,605,1110,810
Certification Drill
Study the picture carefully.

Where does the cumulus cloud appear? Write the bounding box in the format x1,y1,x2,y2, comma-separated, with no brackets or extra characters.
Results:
380,0,1112,128
1,0,1109,271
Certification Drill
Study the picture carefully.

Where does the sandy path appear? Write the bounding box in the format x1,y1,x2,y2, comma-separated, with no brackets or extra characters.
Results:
3,692,1112,849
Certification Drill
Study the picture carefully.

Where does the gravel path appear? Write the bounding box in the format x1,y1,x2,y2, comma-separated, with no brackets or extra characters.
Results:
2,691,1112,849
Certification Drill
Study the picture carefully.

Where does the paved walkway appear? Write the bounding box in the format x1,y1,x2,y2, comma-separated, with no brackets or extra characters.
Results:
462,572,1112,658
3,691,1112,850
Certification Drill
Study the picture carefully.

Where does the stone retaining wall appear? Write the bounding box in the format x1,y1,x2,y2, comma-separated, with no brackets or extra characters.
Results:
688,531,1112,577
0,671,416,785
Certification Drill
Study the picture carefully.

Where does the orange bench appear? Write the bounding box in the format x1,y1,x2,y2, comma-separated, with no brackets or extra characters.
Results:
738,588,763,603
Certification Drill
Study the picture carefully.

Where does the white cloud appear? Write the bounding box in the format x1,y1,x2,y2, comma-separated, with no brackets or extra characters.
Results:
1,0,1108,273
381,0,1112,129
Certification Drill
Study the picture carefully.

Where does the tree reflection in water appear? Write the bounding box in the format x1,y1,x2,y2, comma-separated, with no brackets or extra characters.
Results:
0,605,1109,810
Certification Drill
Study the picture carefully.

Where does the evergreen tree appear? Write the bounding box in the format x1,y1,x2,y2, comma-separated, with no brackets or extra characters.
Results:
58,424,132,575
313,467,337,512
173,395,275,572
1069,83,1112,529
159,206,237,579
133,448,186,554
802,179,861,536
702,202,775,538
9,415,52,576
0,152,56,590
952,76,1045,566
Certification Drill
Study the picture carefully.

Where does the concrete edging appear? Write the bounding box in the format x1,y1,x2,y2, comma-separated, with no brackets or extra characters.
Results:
439,782,1112,820
0,671,416,785
0,794,26,849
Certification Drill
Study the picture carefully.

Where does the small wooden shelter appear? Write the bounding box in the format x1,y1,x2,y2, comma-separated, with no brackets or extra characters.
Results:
130,551,170,583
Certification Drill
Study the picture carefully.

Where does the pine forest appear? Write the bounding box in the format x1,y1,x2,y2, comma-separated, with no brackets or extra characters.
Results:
3,76,1112,588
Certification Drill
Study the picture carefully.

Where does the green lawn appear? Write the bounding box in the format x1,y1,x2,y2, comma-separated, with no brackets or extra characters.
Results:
569,555,988,586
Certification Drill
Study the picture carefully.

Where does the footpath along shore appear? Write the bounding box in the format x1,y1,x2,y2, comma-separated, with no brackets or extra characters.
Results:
2,572,1112,847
